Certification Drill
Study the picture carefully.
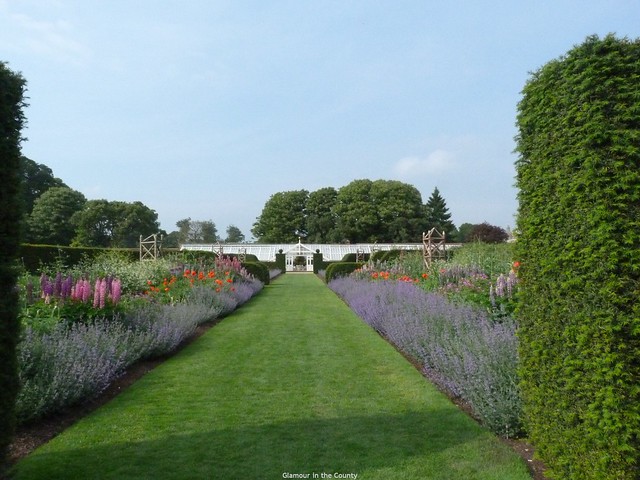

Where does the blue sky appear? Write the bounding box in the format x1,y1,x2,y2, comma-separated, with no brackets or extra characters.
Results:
2,1,639,241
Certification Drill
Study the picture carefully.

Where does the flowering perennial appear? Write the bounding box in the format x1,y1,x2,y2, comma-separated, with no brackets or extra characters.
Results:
35,273,123,307
329,275,523,437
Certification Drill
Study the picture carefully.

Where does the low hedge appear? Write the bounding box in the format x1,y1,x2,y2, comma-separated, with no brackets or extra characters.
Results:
242,261,270,285
371,249,408,263
324,262,363,283
341,253,370,262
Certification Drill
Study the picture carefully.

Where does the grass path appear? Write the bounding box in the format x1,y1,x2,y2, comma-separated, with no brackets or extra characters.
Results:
11,274,531,479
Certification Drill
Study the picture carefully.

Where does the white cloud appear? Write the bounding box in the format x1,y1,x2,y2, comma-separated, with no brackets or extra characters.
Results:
9,11,91,65
393,149,455,177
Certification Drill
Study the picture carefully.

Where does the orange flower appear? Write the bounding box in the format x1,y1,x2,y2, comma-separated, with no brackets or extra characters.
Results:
226,278,233,283
422,273,429,279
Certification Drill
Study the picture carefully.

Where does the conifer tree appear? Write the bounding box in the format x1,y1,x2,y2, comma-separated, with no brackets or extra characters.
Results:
424,187,455,239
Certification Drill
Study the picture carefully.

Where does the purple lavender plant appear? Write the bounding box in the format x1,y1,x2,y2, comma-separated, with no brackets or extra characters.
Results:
329,276,523,437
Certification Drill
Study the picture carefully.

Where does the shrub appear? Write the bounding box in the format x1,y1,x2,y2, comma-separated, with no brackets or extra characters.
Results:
515,34,640,479
242,261,270,285
324,262,363,283
371,249,407,263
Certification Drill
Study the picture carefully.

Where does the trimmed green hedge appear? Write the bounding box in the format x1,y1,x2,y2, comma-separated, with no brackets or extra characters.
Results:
242,261,270,285
19,244,138,273
340,252,370,262
324,262,363,283
370,249,408,263
515,34,640,479
0,62,26,472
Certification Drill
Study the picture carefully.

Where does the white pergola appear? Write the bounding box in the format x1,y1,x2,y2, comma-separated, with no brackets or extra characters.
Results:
180,239,426,272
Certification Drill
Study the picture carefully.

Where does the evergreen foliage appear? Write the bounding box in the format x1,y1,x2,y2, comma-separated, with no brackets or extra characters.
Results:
515,34,640,479
324,262,364,283
424,187,455,239
0,61,26,471
241,261,270,285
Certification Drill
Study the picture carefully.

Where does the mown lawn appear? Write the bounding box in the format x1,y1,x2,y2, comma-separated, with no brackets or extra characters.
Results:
11,274,531,479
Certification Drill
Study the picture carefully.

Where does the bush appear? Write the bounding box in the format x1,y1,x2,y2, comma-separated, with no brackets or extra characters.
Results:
340,252,370,262
515,34,640,479
242,261,270,285
370,249,404,263
324,262,363,283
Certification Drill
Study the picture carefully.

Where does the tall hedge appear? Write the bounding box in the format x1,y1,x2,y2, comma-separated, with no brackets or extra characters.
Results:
514,34,640,479
0,62,26,471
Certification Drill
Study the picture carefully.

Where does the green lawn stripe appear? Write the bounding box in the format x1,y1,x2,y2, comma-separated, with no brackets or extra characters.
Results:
12,274,531,480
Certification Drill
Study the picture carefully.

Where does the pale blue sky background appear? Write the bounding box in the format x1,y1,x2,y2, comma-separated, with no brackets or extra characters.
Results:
2,1,639,241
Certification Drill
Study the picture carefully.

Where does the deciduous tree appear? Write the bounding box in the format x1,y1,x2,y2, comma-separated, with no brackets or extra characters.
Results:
306,187,338,243
252,190,308,243
370,179,426,242
175,218,219,243
332,179,378,243
225,225,245,243
468,222,508,243
72,200,161,247
20,156,67,214
27,186,86,245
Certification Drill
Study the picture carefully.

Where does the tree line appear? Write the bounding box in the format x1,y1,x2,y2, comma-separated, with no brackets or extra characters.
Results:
251,179,509,244
20,157,246,247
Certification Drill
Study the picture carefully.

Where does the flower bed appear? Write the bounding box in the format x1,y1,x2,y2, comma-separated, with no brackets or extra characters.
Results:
329,245,524,437
15,253,264,424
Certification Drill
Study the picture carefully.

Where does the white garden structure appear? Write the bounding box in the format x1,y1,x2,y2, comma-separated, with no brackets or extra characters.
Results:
180,239,428,272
